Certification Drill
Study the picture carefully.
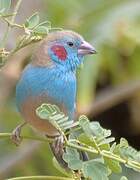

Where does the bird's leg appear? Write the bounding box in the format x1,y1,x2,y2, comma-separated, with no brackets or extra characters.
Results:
11,122,26,146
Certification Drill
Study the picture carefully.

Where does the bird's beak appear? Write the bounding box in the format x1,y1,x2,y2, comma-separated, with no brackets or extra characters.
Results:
78,41,97,56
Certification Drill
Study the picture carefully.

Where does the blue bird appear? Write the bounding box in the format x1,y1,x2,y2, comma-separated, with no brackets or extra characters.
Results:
13,30,96,168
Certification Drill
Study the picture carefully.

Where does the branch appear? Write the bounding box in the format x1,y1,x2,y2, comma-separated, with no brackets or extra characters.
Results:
0,132,52,143
1,131,140,175
1,17,23,28
6,176,73,180
66,142,140,171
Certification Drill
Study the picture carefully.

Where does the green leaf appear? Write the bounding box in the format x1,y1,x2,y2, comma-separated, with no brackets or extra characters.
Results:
90,122,112,139
79,116,113,140
0,0,11,13
25,12,39,29
104,157,122,173
82,159,109,180
119,138,140,162
98,137,115,146
34,26,48,35
36,103,60,119
110,142,117,153
99,143,110,151
78,133,94,146
78,133,97,150
79,115,93,137
120,138,129,147
36,103,74,131
63,147,83,170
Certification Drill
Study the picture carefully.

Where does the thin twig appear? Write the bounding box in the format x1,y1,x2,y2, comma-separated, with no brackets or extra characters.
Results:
6,176,73,180
1,17,23,28
0,0,23,48
0,132,53,143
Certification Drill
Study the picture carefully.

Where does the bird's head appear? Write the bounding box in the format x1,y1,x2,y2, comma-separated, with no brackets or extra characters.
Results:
33,30,96,71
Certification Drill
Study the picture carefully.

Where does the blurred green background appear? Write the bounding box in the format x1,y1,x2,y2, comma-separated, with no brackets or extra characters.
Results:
0,0,140,179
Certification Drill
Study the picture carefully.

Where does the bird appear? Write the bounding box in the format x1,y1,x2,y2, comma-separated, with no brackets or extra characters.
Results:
12,30,96,168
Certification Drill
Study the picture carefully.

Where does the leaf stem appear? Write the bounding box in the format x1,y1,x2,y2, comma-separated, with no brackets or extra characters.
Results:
67,142,98,154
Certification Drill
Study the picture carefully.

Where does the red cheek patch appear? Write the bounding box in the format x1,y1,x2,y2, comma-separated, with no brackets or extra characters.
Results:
51,45,67,61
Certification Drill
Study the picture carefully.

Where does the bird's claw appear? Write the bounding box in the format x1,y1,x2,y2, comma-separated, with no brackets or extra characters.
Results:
11,123,26,146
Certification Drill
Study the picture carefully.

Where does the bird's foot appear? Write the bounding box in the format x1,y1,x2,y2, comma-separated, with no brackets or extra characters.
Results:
11,122,26,146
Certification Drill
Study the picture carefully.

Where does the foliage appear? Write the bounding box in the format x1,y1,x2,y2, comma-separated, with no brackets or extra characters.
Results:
36,103,140,180
0,0,53,67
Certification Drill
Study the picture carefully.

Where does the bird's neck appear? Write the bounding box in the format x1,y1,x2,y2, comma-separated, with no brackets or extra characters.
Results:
32,48,83,73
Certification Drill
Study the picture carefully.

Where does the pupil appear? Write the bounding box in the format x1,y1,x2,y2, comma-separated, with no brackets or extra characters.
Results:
68,42,73,47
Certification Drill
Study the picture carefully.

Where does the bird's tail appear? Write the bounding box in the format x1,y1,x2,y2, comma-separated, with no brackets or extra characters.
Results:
47,135,88,170
49,142,68,169
50,142,88,170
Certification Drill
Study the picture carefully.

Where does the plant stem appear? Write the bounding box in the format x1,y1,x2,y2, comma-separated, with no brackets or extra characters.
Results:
11,0,22,24
6,175,74,180
0,0,23,48
1,131,140,171
2,17,23,28
66,142,140,171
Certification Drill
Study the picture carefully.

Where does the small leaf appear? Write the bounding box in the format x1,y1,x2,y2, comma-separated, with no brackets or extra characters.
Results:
82,159,109,180
90,121,104,136
25,12,39,29
120,138,129,147
78,133,97,150
119,138,140,161
36,103,74,131
79,115,93,137
36,109,49,119
63,147,83,170
0,0,11,13
99,143,110,151
104,157,122,173
110,142,116,153
34,26,49,35
98,137,115,146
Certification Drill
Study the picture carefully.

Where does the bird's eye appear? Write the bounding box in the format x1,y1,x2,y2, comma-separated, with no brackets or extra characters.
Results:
67,42,74,47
